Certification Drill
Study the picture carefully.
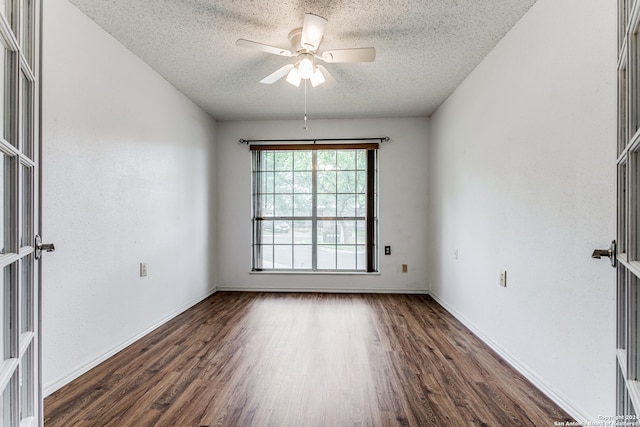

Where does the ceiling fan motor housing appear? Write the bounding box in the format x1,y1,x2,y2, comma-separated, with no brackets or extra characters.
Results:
288,28,306,53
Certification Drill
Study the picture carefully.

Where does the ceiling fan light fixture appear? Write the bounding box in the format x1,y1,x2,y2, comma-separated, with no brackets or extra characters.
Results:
301,13,328,51
298,56,314,80
310,67,326,87
286,67,302,87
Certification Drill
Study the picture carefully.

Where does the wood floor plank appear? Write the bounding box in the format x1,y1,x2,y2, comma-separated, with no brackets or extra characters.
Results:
45,292,574,426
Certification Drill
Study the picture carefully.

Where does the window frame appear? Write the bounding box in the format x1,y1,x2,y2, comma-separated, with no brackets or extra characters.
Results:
251,143,378,273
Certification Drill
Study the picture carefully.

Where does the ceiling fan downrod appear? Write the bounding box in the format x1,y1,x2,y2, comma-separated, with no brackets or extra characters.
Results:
304,79,308,130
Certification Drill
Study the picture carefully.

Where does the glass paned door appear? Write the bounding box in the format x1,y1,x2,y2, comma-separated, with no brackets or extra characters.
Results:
617,0,640,415
0,0,41,425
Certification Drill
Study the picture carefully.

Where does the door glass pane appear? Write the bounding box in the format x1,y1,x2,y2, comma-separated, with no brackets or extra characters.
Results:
19,164,31,248
631,274,640,379
20,71,32,159
0,153,8,255
19,255,31,334
19,343,33,420
1,265,8,361
20,0,33,69
1,374,16,425
619,65,627,156
620,265,628,350
0,49,6,144
620,163,628,255
1,0,13,29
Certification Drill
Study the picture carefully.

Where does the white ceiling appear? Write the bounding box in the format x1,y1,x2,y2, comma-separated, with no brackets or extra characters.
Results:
67,0,537,121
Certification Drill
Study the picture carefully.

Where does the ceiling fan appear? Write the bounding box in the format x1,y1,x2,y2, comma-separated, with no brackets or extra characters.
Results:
236,13,376,88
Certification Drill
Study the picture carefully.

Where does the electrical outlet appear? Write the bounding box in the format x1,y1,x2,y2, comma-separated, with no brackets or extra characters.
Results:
454,248,458,260
402,264,408,273
384,246,391,255
140,262,147,277
500,271,507,287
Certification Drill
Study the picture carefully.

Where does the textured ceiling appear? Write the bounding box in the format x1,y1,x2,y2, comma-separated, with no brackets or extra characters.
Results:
67,0,537,121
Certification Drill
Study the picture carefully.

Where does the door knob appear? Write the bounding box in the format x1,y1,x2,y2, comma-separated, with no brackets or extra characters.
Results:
35,235,55,260
591,240,616,268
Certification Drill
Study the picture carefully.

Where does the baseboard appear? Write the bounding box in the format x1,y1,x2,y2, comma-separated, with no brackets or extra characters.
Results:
427,291,590,422
43,287,218,398
216,286,429,294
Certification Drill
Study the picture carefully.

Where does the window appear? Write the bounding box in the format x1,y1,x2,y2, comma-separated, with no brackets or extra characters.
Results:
251,144,378,272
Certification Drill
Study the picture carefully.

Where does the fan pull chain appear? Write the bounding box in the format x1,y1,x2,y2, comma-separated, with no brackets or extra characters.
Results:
303,79,308,130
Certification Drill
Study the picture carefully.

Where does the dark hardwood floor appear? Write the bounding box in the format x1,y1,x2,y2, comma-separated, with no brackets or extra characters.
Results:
44,292,573,426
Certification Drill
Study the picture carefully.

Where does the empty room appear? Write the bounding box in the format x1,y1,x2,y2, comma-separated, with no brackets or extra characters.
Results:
0,0,621,425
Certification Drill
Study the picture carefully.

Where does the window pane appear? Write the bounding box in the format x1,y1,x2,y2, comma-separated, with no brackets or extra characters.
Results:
274,171,292,193
319,220,337,244
356,150,367,170
317,245,336,270
258,194,274,217
336,246,356,270
263,152,274,171
274,245,292,269
356,245,366,270
274,151,292,171
293,194,311,217
293,245,312,269
260,245,273,269
317,194,336,217
273,221,291,242
293,151,312,171
356,195,366,217
256,172,274,194
293,172,311,193
317,150,336,170
337,171,356,193
356,220,366,244
274,195,292,217
336,195,356,217
293,220,311,244
338,221,356,243
337,151,355,170
259,221,273,244
317,171,336,193
356,171,367,193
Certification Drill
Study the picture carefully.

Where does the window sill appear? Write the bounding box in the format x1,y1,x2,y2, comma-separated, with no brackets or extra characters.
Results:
250,270,381,276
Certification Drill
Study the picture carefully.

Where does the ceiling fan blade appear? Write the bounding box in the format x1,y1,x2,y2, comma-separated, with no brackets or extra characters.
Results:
260,64,295,84
316,65,336,84
320,47,376,63
236,39,293,57
301,13,328,51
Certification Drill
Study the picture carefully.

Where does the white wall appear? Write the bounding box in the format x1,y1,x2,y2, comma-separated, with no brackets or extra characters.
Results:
216,118,429,293
42,0,217,395
428,0,616,421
